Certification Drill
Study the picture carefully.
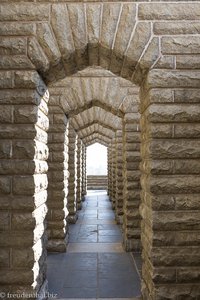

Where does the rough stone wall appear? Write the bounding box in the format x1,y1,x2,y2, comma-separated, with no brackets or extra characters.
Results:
115,130,124,224
76,138,82,210
0,71,49,297
123,113,141,252
67,124,78,223
47,105,69,252
140,68,200,299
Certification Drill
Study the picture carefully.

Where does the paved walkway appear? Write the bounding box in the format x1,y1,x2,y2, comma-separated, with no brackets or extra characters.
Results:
47,191,141,299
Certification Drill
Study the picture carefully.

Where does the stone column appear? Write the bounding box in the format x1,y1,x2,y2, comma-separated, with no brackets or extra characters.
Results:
81,144,87,197
47,105,69,252
107,145,112,196
123,113,141,252
115,130,124,224
67,124,78,223
110,138,117,209
76,138,83,210
140,69,200,299
0,71,49,297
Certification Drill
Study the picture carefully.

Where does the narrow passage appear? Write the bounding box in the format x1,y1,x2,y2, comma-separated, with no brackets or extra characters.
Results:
47,191,141,299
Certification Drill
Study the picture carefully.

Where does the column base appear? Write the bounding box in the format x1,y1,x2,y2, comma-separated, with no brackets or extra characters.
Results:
67,214,78,224
123,237,142,252
77,202,82,210
81,194,86,201
47,236,68,253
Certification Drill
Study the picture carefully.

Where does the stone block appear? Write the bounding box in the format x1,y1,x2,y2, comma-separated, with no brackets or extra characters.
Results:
162,36,200,55
12,140,35,159
0,176,11,194
0,232,33,247
47,239,67,253
176,55,200,69
142,123,172,139
14,71,42,89
12,248,34,268
174,89,200,103
138,3,200,20
149,69,200,89
0,37,26,55
0,55,34,70
28,37,49,74
154,21,200,35
12,212,35,230
51,4,75,73
36,22,61,66
14,105,38,124
0,71,13,88
153,211,200,230
0,90,40,105
13,175,47,196
155,284,200,300
152,247,200,267
0,211,10,231
175,231,200,246
154,55,175,69
153,268,176,283
175,194,200,210
0,3,49,21
0,249,9,267
145,174,200,194
0,140,12,159
0,22,36,36
122,22,151,79
0,270,33,284
145,140,200,159
146,103,200,123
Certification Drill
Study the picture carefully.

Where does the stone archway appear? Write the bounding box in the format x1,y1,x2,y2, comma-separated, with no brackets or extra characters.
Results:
1,2,200,299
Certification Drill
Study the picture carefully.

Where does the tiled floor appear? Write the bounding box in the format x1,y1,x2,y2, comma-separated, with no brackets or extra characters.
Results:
47,190,141,299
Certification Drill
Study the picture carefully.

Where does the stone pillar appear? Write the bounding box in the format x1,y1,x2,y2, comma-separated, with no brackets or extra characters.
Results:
82,144,87,196
67,124,78,223
140,69,200,299
0,71,49,297
123,113,141,252
107,145,112,196
76,138,83,210
115,130,124,224
47,105,69,252
110,138,117,209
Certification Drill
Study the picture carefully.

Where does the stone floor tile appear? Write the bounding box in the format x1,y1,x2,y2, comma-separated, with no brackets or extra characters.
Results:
59,288,97,298
98,235,122,243
67,242,124,253
63,270,97,288
98,277,141,298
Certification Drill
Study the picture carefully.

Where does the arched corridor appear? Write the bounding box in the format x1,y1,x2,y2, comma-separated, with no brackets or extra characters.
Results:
1,2,200,299
47,191,141,299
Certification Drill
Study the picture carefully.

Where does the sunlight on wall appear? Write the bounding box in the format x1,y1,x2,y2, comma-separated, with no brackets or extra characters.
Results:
87,143,107,175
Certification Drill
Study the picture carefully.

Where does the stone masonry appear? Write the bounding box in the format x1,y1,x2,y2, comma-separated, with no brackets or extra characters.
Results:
67,124,78,224
1,2,200,299
115,130,124,225
47,105,69,252
123,113,141,252
76,138,82,210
